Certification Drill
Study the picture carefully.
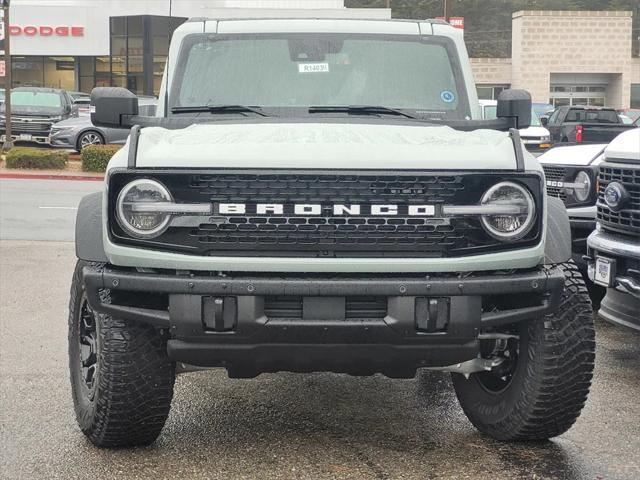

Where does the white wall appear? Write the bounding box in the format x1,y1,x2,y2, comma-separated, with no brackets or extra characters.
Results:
9,0,389,56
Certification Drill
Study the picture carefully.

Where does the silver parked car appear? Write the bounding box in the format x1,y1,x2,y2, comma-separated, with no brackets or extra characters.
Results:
49,97,157,151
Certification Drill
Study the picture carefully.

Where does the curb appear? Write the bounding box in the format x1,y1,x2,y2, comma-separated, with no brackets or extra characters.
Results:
0,172,104,182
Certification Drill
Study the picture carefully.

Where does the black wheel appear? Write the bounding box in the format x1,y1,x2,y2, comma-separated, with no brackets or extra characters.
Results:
452,261,595,441
68,260,175,448
77,131,104,151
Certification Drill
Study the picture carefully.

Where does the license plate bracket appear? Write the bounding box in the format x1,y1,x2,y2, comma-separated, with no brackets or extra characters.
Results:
594,257,616,288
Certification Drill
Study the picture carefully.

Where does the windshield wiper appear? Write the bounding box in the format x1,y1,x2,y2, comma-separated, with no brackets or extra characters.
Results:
171,104,269,117
308,105,418,119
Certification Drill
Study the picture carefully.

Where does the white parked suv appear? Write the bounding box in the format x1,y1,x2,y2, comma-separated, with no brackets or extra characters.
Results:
69,17,595,448
479,99,551,154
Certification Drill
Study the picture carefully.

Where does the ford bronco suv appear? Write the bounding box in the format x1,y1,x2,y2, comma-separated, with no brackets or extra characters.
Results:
587,128,640,330
69,18,595,448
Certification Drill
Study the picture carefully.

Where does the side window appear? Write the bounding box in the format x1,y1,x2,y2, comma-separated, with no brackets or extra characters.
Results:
549,108,561,125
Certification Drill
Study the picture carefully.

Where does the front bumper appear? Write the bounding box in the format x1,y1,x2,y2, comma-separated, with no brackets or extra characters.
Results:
587,228,640,329
83,266,564,377
49,131,75,147
0,133,50,145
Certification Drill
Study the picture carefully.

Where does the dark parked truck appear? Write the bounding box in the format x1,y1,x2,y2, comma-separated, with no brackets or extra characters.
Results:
70,18,596,448
543,106,636,145
0,87,77,145
587,129,640,330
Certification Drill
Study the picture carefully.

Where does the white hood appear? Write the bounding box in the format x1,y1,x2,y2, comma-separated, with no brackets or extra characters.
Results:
124,122,520,170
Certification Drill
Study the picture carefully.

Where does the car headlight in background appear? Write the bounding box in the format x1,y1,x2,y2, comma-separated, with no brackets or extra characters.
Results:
572,170,592,202
540,135,551,143
480,181,536,241
116,179,174,238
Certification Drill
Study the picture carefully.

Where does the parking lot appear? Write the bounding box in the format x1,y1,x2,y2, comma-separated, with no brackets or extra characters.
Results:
0,178,639,479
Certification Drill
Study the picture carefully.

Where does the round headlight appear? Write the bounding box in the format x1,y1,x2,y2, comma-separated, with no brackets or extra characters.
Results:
116,179,172,238
480,182,536,241
573,170,591,202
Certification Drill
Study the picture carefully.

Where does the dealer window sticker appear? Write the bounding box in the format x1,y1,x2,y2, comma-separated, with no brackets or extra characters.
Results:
298,63,330,73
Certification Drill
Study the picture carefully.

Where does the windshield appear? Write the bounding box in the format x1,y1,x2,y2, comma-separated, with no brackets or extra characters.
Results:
171,34,469,119
11,91,62,108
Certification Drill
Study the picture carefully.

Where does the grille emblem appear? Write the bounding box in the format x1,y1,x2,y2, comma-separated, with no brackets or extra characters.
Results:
216,203,435,216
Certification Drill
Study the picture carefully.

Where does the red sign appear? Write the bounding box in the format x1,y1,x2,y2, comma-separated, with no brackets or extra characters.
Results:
9,26,85,37
436,16,464,29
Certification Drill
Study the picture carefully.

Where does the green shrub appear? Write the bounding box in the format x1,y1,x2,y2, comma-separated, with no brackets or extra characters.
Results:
5,147,69,170
81,144,121,172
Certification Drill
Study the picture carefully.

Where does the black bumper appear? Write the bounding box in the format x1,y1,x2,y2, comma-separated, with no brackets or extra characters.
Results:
83,267,564,377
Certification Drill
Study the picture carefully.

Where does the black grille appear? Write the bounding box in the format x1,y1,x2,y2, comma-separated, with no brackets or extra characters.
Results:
265,296,387,319
108,170,543,258
597,164,640,234
542,165,567,200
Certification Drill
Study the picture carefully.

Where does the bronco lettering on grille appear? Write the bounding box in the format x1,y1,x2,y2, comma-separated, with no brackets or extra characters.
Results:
217,203,436,216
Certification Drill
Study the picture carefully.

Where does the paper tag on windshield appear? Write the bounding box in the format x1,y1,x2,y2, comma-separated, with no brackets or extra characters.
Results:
298,63,329,73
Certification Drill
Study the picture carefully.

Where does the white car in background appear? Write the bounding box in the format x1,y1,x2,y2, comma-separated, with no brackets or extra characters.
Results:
479,99,551,154
538,141,607,305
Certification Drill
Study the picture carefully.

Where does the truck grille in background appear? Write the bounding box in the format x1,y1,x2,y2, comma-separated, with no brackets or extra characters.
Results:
542,165,567,200
265,296,387,319
597,164,640,234
3,117,53,133
108,171,543,258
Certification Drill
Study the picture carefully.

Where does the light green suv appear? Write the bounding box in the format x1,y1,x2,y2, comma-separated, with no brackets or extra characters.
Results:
69,18,595,447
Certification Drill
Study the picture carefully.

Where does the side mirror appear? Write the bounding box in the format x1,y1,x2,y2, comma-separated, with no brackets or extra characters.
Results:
91,87,138,128
497,89,531,129
540,116,549,127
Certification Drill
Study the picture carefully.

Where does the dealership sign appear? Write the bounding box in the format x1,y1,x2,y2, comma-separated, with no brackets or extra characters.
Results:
9,25,85,37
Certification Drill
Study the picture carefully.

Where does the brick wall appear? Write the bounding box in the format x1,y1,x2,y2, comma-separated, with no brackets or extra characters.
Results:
470,10,636,108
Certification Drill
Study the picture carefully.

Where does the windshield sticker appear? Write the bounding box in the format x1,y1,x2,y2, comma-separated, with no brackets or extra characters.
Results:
298,63,330,74
440,90,455,103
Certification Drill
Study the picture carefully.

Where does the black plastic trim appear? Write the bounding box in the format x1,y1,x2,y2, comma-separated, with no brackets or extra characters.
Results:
127,125,141,168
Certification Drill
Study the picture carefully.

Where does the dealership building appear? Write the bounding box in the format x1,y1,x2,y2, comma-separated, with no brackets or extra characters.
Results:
3,1,639,108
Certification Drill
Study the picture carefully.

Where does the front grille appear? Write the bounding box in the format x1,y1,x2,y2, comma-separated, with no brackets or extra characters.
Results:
597,163,640,234
108,170,543,258
264,296,387,319
542,165,567,200
3,117,53,134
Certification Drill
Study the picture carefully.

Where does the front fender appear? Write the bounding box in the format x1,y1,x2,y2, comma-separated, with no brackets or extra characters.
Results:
76,192,108,263
544,196,572,264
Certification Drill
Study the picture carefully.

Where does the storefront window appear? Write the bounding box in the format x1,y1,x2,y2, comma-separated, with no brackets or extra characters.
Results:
631,84,640,109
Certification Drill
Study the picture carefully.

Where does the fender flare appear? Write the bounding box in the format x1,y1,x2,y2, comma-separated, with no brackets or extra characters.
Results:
75,192,108,263
544,196,573,264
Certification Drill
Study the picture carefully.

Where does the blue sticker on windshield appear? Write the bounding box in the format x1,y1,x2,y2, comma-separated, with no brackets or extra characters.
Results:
440,90,455,103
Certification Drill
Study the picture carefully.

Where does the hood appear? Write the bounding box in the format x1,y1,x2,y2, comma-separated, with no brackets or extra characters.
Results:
605,128,640,162
519,126,549,138
538,143,606,166
52,116,91,128
130,122,519,170
0,105,64,117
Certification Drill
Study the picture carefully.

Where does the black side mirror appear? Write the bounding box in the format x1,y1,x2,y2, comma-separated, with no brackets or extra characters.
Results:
540,116,549,127
91,87,138,128
497,89,531,129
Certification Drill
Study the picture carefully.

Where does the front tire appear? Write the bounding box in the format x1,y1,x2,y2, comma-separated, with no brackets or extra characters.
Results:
68,261,175,447
76,131,104,151
452,262,595,441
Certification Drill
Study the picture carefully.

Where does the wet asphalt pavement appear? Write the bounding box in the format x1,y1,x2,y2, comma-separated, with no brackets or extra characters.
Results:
1,239,639,480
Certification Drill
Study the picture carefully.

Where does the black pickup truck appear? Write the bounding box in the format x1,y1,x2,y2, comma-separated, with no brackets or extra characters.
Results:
542,106,636,145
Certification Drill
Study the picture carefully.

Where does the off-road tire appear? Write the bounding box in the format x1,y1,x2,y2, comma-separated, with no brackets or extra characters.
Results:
68,260,175,448
452,261,596,441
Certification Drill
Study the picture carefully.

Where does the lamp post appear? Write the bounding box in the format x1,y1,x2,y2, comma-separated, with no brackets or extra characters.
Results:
2,0,12,151
444,0,453,22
